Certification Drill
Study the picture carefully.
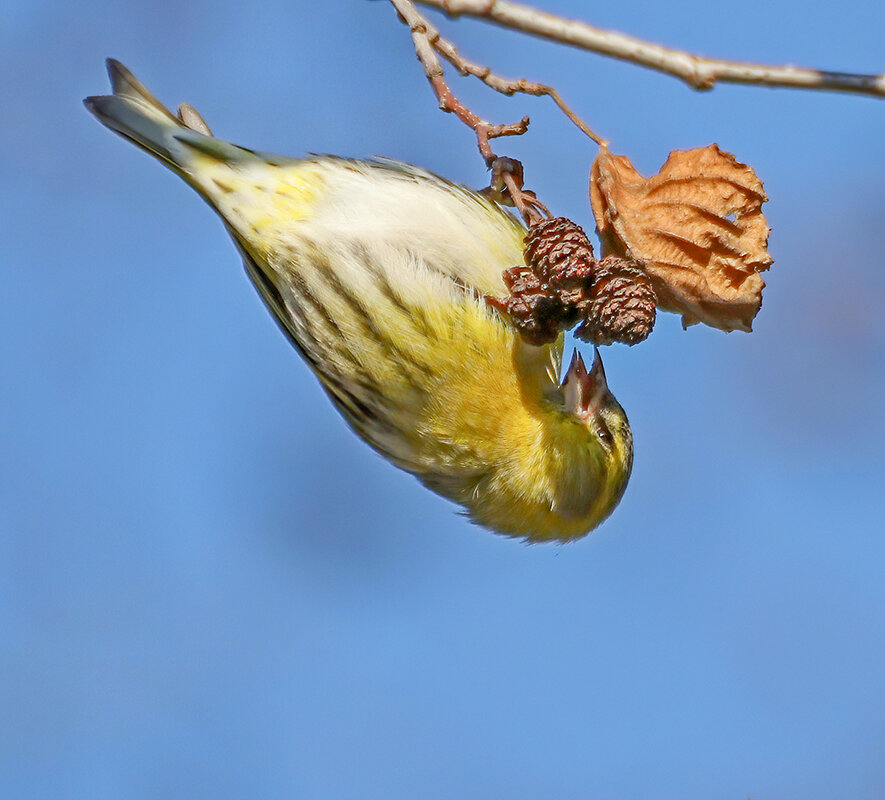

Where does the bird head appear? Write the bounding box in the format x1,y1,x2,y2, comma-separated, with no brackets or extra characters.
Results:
555,346,634,515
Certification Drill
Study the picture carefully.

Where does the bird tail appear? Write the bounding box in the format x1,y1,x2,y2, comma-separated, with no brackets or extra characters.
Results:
84,59,254,174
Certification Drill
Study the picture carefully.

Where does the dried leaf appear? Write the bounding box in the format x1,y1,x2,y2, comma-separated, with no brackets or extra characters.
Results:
590,144,772,332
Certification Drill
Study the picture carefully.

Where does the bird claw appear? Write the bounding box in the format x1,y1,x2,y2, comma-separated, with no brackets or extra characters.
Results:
483,156,525,206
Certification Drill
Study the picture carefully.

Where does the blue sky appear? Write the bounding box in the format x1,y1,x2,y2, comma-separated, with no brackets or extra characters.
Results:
2,1,884,798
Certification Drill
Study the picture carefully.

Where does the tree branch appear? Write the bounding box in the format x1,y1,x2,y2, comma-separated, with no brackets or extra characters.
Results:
418,0,885,98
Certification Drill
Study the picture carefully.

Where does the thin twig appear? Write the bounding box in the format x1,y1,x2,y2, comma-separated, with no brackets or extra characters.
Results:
389,0,552,224
419,0,885,98
429,74,530,161
417,10,605,144
389,0,530,161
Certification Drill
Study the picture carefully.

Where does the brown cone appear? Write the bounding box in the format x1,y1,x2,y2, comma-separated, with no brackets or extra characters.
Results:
523,217,595,285
487,219,658,347
485,265,567,346
575,256,657,346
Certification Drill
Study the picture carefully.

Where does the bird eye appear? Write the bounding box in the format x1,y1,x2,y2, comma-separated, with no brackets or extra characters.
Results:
596,423,614,447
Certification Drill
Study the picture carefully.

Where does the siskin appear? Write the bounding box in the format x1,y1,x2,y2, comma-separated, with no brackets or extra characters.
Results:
84,60,633,542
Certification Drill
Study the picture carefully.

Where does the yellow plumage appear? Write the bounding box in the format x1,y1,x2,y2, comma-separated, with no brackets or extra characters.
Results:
85,60,633,542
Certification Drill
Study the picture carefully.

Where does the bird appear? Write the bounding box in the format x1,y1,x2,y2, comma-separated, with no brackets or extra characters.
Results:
84,59,633,542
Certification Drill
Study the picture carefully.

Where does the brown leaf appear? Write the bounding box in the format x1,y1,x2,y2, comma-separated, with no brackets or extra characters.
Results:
590,144,772,332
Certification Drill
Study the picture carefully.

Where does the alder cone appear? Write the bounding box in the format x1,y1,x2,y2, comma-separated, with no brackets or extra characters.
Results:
488,216,657,347
523,217,595,285
487,265,566,346
575,256,657,346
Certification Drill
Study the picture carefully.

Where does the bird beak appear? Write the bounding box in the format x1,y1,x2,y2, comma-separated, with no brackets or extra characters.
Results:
562,347,609,417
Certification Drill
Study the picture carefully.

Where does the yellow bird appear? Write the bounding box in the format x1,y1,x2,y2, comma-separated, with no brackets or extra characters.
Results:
85,60,633,542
